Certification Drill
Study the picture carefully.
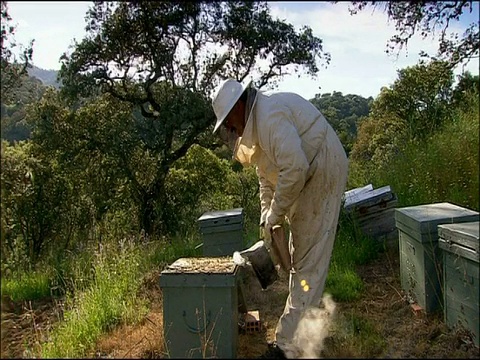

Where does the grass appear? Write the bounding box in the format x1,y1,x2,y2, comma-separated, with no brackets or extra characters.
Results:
325,211,381,302
39,238,146,358
325,265,364,302
1,270,51,302
324,311,386,358
37,232,202,358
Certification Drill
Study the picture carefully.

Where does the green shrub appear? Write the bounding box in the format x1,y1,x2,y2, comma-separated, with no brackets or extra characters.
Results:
371,91,479,210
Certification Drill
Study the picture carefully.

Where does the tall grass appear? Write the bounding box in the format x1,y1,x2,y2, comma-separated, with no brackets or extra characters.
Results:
39,238,146,358
362,92,479,211
1,270,51,302
37,231,201,358
325,211,381,302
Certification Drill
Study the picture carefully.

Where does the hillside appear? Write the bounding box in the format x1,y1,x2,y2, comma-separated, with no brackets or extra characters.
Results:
27,65,60,89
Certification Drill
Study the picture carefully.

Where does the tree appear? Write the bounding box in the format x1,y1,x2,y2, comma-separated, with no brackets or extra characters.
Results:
1,1,34,103
1,74,46,142
310,91,373,154
28,89,141,234
56,1,330,235
451,71,479,111
343,1,479,68
349,111,408,167
1,140,72,264
370,60,454,139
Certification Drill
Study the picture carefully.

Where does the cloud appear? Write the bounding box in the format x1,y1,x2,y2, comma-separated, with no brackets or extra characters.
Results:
267,2,479,99
6,1,478,97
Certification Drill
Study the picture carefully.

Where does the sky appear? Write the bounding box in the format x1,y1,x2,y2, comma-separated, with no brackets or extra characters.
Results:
6,1,480,100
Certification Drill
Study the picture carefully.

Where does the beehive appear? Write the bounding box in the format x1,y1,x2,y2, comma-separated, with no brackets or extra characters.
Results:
395,202,479,313
344,184,398,242
198,208,244,256
438,221,479,346
159,257,240,358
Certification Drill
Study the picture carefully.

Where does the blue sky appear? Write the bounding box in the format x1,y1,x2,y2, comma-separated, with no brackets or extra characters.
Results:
7,1,479,100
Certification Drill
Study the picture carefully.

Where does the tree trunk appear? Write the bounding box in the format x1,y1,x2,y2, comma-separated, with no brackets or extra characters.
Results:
139,176,168,237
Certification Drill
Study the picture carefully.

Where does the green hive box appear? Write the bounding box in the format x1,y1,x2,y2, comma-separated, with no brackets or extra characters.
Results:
198,208,244,257
159,257,240,358
438,221,479,346
395,202,479,313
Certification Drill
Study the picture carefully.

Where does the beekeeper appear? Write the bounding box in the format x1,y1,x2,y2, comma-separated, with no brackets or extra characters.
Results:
212,78,348,358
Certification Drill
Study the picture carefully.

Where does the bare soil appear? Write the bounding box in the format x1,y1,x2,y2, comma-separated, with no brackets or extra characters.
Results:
1,243,479,358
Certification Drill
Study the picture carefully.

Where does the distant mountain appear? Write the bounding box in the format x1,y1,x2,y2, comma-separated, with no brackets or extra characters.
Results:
27,65,61,89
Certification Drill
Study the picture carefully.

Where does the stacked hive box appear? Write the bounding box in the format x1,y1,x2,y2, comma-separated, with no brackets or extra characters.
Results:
344,184,398,242
395,202,479,313
197,208,244,256
438,221,479,346
159,257,241,358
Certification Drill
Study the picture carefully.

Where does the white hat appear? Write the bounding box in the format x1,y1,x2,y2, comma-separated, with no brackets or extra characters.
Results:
212,78,252,133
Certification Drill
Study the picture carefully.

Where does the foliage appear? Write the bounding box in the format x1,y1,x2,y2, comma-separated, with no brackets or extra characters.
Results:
310,91,373,154
0,140,72,264
165,144,233,235
344,1,479,67
1,1,34,103
1,74,46,142
451,71,479,111
27,89,144,234
350,60,457,169
166,144,261,244
56,1,329,235
370,60,454,139
349,111,408,167
351,90,479,211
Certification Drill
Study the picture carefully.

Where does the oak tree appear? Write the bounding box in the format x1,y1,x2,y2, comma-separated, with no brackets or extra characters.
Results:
55,1,330,235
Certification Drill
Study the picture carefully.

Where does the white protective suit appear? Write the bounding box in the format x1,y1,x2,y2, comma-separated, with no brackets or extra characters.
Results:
234,90,349,357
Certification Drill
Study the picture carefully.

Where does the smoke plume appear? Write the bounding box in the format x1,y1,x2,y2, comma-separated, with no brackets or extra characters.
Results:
290,293,336,359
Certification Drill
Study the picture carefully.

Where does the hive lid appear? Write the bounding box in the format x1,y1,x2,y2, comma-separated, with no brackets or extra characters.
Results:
344,185,394,211
395,202,479,236
343,184,373,205
438,221,479,254
198,208,244,227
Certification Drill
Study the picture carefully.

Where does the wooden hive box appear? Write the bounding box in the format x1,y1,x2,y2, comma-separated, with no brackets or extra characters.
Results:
197,208,244,256
395,202,479,313
159,257,241,358
344,185,398,241
438,221,479,346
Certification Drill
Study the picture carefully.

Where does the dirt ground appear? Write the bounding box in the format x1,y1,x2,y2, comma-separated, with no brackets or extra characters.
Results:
1,242,479,359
